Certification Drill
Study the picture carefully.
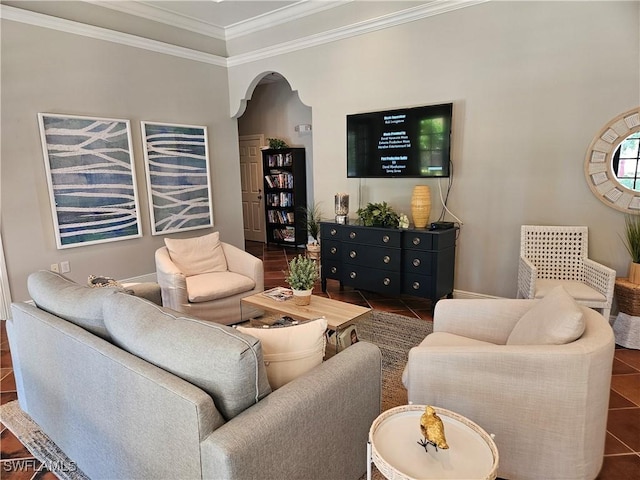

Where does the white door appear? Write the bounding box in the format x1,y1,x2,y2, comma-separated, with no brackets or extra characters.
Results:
239,134,265,242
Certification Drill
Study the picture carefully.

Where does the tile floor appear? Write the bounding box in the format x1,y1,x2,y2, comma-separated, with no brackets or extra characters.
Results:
0,241,638,479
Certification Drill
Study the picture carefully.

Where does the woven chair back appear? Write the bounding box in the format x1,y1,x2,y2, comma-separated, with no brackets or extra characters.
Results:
520,225,588,282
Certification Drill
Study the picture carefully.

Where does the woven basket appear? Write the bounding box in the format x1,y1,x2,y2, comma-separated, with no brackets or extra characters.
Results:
614,278,640,316
291,289,312,305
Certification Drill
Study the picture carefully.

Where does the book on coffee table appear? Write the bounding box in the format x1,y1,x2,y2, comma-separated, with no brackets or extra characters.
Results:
262,287,293,302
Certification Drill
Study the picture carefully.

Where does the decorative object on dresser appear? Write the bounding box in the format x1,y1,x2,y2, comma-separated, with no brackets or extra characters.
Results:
334,193,349,224
410,185,431,228
517,225,616,319
356,202,400,228
320,222,456,302
262,147,307,246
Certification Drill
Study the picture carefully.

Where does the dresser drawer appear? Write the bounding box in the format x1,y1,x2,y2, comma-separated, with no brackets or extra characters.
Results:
343,226,401,248
320,223,344,241
402,274,436,297
402,250,435,276
403,228,457,251
322,260,342,280
343,264,401,295
342,245,400,272
320,239,341,262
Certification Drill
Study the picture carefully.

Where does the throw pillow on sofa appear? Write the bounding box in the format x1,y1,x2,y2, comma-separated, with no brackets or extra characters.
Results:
103,293,271,420
164,232,228,276
237,318,327,389
507,285,586,345
27,270,120,340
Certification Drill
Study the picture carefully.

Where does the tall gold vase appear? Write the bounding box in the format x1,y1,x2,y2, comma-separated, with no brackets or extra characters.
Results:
411,186,431,228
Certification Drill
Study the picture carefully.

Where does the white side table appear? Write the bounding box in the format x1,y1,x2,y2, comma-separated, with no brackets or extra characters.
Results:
367,405,499,480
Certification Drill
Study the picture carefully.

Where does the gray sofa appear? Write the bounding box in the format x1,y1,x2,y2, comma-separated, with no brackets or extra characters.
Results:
7,270,382,480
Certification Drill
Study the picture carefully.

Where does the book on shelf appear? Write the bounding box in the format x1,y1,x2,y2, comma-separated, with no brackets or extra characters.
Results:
262,286,293,302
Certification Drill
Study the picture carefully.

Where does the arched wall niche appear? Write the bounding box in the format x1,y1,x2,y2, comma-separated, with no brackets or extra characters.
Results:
584,107,640,214
231,71,310,118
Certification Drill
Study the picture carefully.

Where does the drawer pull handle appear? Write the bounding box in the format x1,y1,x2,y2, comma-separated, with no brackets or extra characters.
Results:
349,232,357,239
383,255,390,264
330,228,337,236
413,258,421,267
350,271,357,279
413,282,420,290
412,237,421,245
330,247,337,254
331,266,337,274
350,251,357,259
383,278,391,286
382,235,390,243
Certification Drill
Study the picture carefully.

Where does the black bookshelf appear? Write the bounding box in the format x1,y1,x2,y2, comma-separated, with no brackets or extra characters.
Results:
262,148,307,246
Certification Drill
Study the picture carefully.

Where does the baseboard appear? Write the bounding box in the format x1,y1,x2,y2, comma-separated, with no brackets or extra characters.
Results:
452,289,499,300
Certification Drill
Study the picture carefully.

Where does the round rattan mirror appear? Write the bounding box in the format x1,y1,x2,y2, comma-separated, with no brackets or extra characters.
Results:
584,107,640,214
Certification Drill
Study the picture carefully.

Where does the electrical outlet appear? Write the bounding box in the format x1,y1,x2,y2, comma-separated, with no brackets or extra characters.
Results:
50,263,59,273
60,261,70,273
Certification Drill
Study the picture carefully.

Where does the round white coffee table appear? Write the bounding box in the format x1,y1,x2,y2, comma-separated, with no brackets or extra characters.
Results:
367,405,499,480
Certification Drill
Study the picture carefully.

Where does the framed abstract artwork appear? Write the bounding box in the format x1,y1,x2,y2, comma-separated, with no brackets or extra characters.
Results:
37,113,142,249
141,121,214,235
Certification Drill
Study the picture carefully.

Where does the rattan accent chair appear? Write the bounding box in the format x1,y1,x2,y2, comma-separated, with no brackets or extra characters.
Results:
517,225,616,319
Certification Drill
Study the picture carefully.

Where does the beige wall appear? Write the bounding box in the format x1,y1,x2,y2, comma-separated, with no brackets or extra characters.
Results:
2,1,639,303
229,1,640,299
1,20,243,301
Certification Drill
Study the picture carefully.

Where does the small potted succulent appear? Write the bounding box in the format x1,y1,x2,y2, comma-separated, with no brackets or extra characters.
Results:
356,201,400,228
285,254,319,305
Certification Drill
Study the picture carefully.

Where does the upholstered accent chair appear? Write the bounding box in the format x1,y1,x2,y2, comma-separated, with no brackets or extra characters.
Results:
155,232,263,325
517,225,616,319
402,290,615,480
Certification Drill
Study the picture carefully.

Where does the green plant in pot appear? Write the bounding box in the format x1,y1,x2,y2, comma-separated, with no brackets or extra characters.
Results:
356,201,400,228
267,138,288,149
304,202,323,244
623,214,640,284
285,255,319,305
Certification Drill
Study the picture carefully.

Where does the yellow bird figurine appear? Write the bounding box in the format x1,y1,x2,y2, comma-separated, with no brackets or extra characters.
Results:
418,405,449,452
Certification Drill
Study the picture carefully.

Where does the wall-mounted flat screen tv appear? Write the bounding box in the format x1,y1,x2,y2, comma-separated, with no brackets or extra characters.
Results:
347,103,452,178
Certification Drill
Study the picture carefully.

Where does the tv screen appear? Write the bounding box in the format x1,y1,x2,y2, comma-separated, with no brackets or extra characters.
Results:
347,103,452,178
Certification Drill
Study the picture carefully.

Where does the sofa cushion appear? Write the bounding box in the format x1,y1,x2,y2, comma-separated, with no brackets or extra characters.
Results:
236,318,327,389
165,232,228,276
103,293,271,420
27,270,119,340
186,272,255,302
507,285,585,345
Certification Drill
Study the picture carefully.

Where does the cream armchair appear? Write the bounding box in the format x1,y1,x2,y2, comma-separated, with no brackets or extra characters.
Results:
155,234,263,325
402,294,615,480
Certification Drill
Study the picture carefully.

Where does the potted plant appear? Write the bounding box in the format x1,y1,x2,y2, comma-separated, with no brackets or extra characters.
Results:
356,201,400,228
267,138,288,149
623,215,640,284
303,202,323,260
285,254,319,305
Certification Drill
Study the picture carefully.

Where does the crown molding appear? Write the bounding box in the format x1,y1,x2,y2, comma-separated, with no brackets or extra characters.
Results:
225,1,352,40
88,0,227,40
227,0,490,66
1,1,489,68
0,4,228,67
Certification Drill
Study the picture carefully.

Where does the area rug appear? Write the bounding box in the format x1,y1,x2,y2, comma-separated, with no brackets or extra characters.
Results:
357,310,432,411
0,310,432,480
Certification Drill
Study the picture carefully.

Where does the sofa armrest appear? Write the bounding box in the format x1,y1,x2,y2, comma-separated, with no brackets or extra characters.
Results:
433,298,535,344
222,242,264,291
155,247,189,310
200,341,382,480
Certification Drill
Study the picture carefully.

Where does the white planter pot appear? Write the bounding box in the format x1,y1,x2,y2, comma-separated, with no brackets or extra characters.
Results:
291,288,312,305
